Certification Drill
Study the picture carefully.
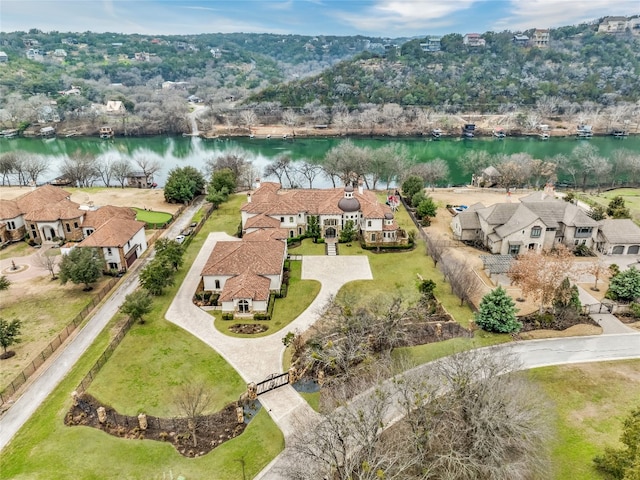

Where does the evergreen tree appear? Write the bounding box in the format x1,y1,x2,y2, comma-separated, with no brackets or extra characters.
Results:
307,215,320,240
58,247,103,290
607,266,640,302
475,286,521,333
607,196,631,219
594,407,640,479
402,175,424,201
139,258,175,296
339,220,357,243
155,238,185,271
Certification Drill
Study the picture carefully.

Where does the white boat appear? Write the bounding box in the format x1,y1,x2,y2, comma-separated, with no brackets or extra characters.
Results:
493,128,506,138
431,128,442,139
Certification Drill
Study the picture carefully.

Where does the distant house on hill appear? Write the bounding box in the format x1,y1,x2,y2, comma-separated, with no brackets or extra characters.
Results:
532,29,549,48
105,101,126,115
0,51,8,63
598,16,630,34
512,34,529,46
420,36,442,52
463,33,486,47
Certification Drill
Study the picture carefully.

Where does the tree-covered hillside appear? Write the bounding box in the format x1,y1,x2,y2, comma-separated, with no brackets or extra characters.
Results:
250,24,640,111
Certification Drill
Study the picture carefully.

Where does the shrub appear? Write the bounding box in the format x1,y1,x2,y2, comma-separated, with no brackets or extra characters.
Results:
630,302,640,318
475,286,521,333
253,313,270,320
222,313,234,320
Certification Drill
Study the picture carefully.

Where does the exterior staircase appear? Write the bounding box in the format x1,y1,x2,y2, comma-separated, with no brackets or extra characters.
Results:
326,241,337,256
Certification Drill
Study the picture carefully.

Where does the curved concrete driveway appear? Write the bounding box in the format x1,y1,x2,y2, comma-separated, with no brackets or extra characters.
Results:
164,232,373,437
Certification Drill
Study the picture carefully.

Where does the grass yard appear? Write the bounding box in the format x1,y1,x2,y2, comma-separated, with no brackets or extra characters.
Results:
528,360,640,480
213,260,321,338
0,241,34,260
579,188,640,222
132,207,173,224
1,194,284,479
1,275,114,391
288,237,327,255
0,313,282,480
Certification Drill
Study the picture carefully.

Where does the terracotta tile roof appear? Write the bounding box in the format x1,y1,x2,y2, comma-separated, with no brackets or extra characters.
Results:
243,228,289,241
201,239,285,277
219,271,271,302
244,214,281,229
242,183,393,220
15,185,71,214
383,221,399,231
24,200,83,222
78,218,145,248
82,205,136,229
0,200,21,220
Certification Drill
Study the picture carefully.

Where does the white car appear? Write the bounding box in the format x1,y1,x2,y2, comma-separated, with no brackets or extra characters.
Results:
175,235,186,244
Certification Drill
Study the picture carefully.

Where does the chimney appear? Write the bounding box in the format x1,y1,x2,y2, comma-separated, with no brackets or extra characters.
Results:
255,178,261,190
247,192,251,203
358,178,364,195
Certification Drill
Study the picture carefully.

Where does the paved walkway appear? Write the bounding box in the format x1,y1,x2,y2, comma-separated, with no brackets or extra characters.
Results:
0,200,203,452
577,285,637,334
164,232,374,438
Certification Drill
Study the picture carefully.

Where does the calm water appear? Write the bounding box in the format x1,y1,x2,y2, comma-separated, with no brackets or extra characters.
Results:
1,135,639,187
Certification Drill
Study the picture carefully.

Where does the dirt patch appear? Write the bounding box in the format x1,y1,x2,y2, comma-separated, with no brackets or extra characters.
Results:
0,187,180,214
65,393,251,457
519,324,602,339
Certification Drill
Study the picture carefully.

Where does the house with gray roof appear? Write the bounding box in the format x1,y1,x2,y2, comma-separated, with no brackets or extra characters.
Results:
596,219,640,255
451,195,599,255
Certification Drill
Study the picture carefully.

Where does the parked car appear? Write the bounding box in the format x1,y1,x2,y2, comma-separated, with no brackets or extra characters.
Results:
189,222,197,228
181,228,193,236
175,235,186,244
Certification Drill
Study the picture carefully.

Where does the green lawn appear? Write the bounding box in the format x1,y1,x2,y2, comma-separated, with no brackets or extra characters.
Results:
0,241,34,260
579,188,640,222
528,360,640,480
213,260,321,338
288,237,327,255
0,194,284,479
132,207,173,224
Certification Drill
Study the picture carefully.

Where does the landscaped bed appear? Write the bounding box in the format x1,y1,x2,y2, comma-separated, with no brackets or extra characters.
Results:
65,393,253,457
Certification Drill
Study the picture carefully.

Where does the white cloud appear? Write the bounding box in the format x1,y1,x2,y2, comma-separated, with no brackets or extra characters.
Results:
334,0,478,34
495,0,640,31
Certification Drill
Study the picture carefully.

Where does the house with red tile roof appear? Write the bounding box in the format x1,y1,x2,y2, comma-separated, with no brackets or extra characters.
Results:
241,180,408,246
0,185,147,270
201,238,287,314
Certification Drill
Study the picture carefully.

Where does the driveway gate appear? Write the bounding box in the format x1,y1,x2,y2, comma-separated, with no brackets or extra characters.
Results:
256,372,290,395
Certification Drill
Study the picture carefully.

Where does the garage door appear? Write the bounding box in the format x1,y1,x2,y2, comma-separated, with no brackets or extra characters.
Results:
612,245,624,254
628,245,640,254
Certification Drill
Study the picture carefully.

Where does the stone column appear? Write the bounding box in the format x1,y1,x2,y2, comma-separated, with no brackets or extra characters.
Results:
97,406,106,424
138,413,147,430
317,370,325,386
288,367,296,384
435,323,442,337
236,406,244,423
247,382,257,400
71,391,79,406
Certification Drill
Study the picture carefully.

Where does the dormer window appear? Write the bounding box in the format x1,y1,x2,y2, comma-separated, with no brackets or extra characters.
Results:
531,226,542,238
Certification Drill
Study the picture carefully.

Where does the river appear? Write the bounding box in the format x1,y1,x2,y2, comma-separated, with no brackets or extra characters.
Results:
1,135,639,187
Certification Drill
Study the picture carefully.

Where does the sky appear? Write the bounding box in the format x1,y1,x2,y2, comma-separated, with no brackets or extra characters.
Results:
1,0,638,37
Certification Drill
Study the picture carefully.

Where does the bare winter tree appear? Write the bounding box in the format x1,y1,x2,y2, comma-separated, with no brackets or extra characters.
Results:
60,151,99,187
411,158,449,190
332,111,354,135
425,232,449,267
204,148,253,189
37,250,58,279
508,244,575,312
94,154,118,187
112,159,133,188
174,381,213,448
133,156,161,186
0,152,19,186
282,109,299,136
239,109,257,133
22,155,49,185
396,350,552,480
295,161,322,189
264,155,297,188
324,140,367,187
440,252,485,306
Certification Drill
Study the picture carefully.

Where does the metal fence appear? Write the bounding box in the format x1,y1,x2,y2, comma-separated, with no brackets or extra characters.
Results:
0,276,119,407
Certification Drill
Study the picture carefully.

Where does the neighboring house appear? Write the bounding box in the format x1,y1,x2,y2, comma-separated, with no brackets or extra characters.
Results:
451,192,599,255
201,238,287,314
471,166,502,188
513,34,529,46
78,217,147,271
0,51,8,63
105,101,126,115
60,86,81,95
0,186,147,268
463,33,486,47
241,181,408,246
26,48,42,60
598,16,630,34
420,36,441,52
531,29,549,48
37,104,60,123
596,219,640,255
126,171,155,188
53,49,67,57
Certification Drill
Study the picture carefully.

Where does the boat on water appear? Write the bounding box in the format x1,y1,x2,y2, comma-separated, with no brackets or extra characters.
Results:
577,124,593,138
431,128,442,139
493,128,506,139
1,129,18,139
612,129,628,138
99,126,114,139
462,123,475,139
539,132,550,140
